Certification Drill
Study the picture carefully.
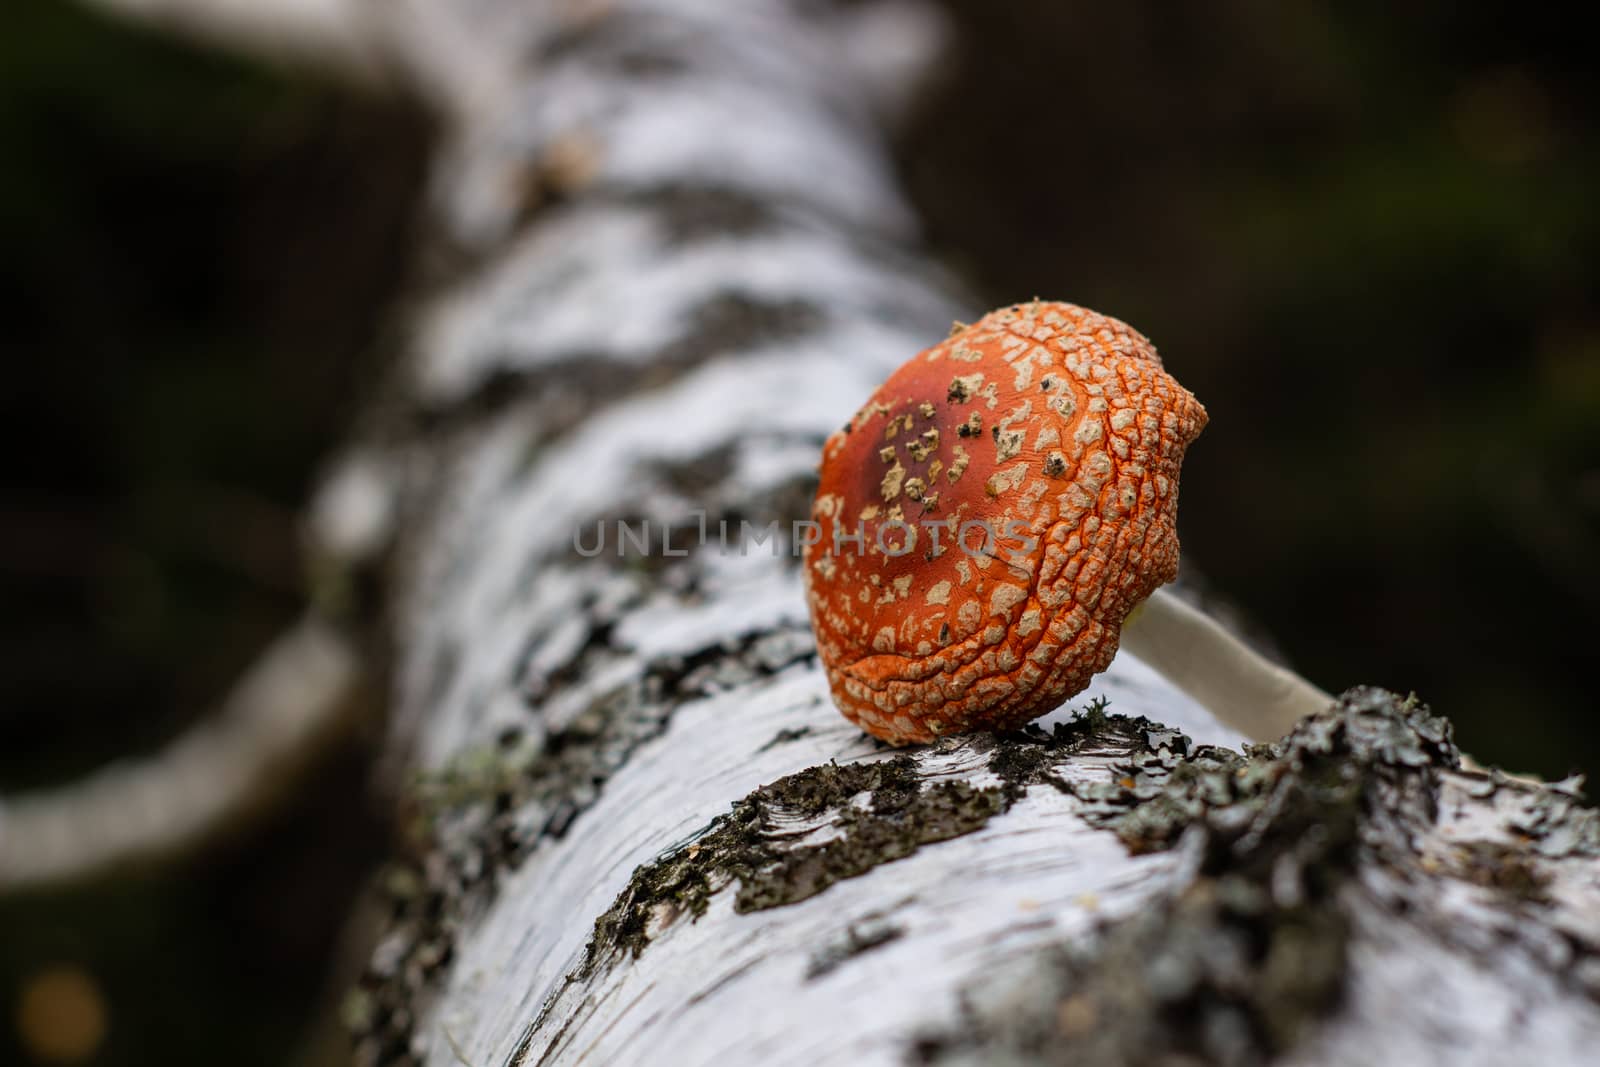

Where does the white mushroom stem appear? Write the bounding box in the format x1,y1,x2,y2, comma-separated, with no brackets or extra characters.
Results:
1118,586,1333,742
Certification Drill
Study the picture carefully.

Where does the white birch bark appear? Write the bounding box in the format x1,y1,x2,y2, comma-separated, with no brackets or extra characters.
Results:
44,0,1600,1064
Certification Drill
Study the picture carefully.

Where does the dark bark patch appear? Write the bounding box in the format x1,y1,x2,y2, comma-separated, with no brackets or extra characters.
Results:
579,704,1157,976
641,185,785,244
563,433,822,577
667,291,826,365
407,291,824,447
806,916,906,980
757,725,813,752
1448,839,1552,901
580,755,1005,975
651,441,739,496
532,11,691,80
1510,779,1600,859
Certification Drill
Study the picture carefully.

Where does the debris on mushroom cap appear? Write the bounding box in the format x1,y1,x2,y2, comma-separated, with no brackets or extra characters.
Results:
803,301,1208,745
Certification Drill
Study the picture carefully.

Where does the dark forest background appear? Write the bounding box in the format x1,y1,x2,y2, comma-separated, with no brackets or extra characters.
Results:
2,1,1596,1063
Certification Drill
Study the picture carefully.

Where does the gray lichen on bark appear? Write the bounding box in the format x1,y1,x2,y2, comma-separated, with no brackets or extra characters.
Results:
913,689,1441,1067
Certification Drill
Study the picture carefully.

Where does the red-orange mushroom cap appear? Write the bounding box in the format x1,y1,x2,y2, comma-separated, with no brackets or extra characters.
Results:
803,301,1208,745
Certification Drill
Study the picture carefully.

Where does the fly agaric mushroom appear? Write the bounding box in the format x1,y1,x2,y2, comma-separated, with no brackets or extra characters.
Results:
803,300,1329,745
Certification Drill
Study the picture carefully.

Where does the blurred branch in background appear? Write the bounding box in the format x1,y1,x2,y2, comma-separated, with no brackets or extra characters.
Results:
1,1,427,1063
0,617,364,890
80,0,384,76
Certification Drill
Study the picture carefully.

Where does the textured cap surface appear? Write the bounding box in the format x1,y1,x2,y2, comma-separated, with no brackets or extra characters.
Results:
804,301,1207,744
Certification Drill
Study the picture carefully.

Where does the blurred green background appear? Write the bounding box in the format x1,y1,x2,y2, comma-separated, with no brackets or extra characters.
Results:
0,2,422,1065
1,0,1595,1064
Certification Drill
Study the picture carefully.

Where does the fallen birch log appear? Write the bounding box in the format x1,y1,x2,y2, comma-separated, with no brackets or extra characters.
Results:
11,2,1597,1065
